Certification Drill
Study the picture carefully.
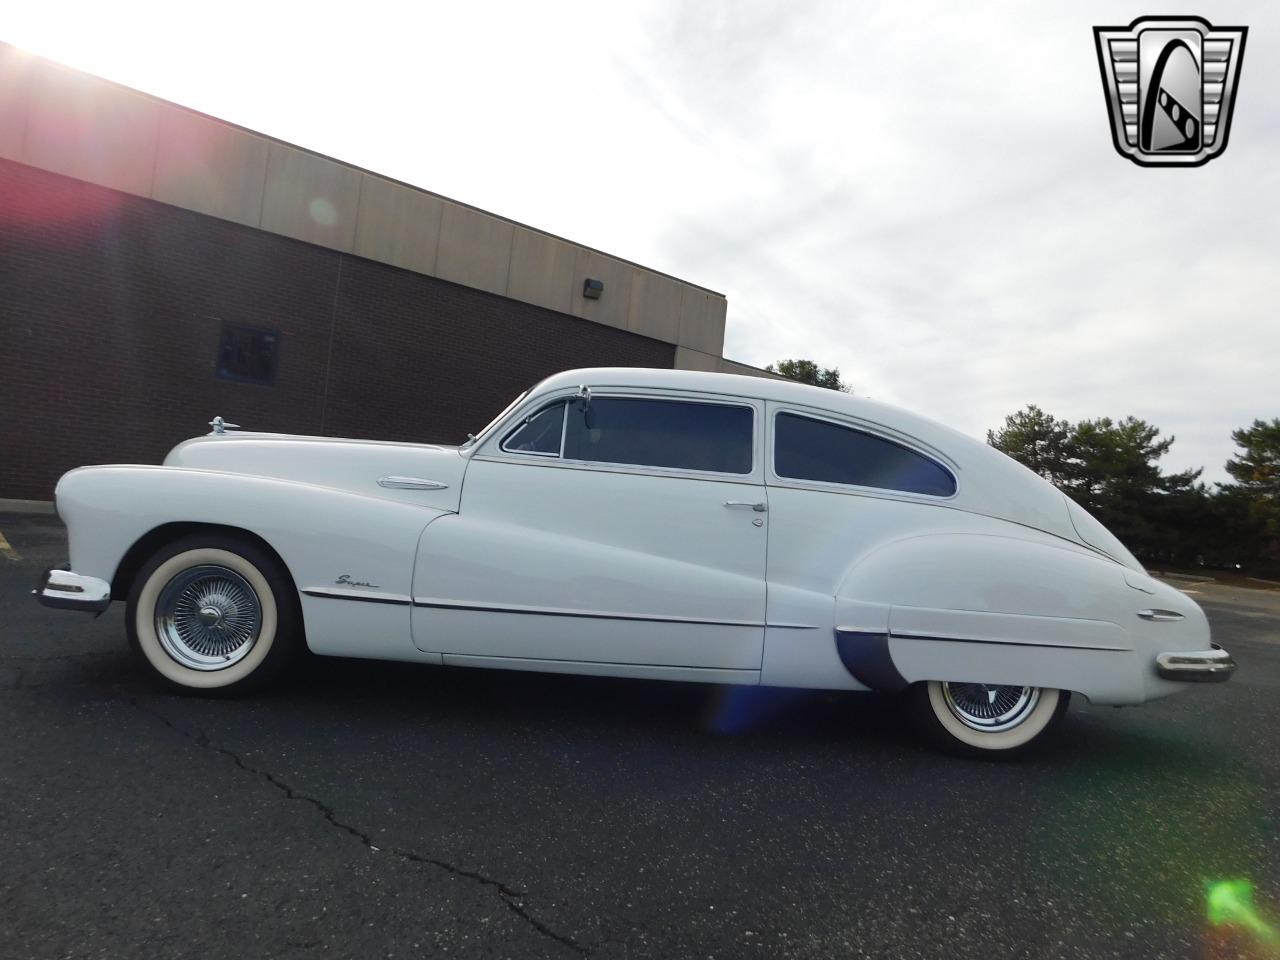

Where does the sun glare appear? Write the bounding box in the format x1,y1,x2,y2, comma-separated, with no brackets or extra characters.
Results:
1206,880,1279,954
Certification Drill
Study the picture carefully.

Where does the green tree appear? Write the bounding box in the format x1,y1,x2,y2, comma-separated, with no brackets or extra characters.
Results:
989,407,1200,563
1225,419,1280,496
986,405,1073,487
766,358,851,392
1222,418,1280,570
1067,414,1200,504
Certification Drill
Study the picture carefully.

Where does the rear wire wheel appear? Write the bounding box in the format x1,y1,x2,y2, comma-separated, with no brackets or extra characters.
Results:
911,680,1070,757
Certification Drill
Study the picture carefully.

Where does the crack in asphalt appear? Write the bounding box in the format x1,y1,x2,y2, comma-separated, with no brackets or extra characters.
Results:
130,697,589,956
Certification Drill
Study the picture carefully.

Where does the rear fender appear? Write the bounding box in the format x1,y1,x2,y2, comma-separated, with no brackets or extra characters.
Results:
834,533,1154,704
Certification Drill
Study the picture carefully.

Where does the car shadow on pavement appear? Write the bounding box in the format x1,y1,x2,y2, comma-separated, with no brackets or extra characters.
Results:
279,651,919,746
265,652,1235,774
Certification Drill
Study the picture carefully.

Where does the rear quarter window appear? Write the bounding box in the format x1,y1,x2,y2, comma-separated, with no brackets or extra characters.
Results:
774,412,956,496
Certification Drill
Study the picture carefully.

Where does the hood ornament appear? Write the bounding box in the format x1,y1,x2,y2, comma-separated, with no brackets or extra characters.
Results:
208,416,241,436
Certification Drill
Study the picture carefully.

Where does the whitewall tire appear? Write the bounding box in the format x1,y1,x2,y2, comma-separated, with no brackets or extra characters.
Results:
127,533,301,694
911,680,1070,757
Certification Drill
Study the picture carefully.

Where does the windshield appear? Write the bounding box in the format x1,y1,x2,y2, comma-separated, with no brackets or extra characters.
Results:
462,389,529,447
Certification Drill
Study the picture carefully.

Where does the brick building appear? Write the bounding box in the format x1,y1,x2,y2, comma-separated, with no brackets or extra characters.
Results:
0,43,764,501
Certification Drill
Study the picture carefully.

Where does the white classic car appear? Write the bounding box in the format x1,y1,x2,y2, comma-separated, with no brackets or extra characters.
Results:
35,367,1234,755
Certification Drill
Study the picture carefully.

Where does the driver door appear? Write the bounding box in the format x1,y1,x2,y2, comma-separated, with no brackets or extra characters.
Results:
411,389,768,672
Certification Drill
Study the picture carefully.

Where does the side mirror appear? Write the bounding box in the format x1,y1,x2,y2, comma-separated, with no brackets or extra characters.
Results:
574,386,595,430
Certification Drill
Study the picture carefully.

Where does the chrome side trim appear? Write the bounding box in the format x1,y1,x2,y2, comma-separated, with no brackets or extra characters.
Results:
301,587,413,606
413,596,764,627
470,454,764,486
1124,572,1157,595
33,567,112,613
1138,608,1185,622
1156,643,1236,682
884,631,1128,653
304,590,809,627
377,476,449,491
441,653,761,685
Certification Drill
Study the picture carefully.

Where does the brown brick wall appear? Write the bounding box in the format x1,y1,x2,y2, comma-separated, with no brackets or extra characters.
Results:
0,159,675,500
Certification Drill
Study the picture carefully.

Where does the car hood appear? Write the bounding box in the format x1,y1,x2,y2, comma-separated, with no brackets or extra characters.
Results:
164,432,467,511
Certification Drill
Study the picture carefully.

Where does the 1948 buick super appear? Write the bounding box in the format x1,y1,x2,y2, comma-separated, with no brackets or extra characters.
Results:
35,367,1234,755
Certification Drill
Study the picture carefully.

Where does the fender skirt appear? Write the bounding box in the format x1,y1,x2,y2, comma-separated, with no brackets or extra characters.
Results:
835,629,909,693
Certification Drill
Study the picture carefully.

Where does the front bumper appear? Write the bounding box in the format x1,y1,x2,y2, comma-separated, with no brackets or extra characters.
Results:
1155,643,1236,682
33,566,112,613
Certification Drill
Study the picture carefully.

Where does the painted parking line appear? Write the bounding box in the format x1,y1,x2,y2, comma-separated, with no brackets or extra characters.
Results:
0,530,20,562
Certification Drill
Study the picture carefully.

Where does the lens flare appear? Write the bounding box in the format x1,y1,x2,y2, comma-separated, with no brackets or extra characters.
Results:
308,197,338,226
1206,880,1278,944
700,685,811,734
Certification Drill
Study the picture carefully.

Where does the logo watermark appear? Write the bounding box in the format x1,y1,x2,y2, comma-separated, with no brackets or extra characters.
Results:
1094,16,1247,167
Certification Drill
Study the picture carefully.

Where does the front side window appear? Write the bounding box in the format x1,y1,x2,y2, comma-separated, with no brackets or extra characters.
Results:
562,397,753,474
501,401,566,455
774,412,956,496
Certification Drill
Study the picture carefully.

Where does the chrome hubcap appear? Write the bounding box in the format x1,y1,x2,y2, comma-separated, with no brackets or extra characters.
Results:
941,682,1040,732
155,565,262,671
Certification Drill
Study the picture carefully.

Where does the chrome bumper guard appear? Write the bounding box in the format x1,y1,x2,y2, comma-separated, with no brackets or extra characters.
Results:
33,566,112,613
1156,643,1236,682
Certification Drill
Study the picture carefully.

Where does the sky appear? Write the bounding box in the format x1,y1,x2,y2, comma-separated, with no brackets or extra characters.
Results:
6,1,1277,484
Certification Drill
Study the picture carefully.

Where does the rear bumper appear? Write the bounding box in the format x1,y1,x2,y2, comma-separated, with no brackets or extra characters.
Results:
33,566,112,613
1155,643,1236,682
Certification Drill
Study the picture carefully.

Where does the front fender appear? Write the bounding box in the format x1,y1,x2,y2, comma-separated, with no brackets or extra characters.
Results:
55,465,451,659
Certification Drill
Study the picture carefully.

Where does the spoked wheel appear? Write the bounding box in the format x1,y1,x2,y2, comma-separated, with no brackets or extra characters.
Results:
127,533,301,695
154,565,263,672
911,680,1070,757
942,682,1041,732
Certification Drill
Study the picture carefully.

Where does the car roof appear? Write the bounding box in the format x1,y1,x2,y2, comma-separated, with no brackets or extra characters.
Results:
530,367,1079,544
535,367,969,454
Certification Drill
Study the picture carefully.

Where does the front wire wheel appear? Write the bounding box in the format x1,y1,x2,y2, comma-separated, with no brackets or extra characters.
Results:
154,564,263,671
127,534,301,695
912,680,1070,757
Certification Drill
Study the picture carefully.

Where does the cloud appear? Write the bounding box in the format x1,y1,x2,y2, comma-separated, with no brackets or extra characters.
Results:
6,0,1274,481
633,1,1278,483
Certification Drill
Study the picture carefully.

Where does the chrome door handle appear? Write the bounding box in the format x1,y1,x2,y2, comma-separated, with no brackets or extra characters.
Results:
378,476,449,490
1138,608,1184,622
724,500,767,513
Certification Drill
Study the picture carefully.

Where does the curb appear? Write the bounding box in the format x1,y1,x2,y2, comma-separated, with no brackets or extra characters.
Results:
0,499,56,515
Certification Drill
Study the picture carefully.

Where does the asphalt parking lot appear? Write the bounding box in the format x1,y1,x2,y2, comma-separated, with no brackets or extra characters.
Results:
2,510,1278,960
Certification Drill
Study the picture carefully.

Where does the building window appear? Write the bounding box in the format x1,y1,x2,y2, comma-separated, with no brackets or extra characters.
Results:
216,322,280,386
